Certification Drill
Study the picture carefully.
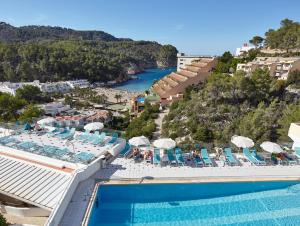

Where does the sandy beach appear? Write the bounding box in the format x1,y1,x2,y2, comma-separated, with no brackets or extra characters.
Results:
93,87,143,103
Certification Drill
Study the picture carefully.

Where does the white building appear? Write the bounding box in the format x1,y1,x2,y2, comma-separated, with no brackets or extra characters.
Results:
177,53,213,72
236,57,300,80
40,102,75,116
0,127,126,225
66,79,90,89
0,81,37,96
0,80,91,96
235,43,254,56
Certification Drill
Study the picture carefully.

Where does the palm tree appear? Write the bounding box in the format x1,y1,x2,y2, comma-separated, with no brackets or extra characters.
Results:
114,94,122,103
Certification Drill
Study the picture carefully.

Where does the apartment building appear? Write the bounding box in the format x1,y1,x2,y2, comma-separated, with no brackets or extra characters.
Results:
0,79,91,96
177,53,214,72
152,55,217,103
236,57,300,79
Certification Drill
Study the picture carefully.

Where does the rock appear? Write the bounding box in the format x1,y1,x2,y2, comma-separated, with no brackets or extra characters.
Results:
126,62,144,75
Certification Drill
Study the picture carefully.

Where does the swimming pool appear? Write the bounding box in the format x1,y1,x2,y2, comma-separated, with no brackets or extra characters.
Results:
87,181,300,225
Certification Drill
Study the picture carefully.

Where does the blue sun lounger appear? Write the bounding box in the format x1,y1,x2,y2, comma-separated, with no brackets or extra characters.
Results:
243,148,265,165
194,155,204,167
167,149,177,165
59,128,75,139
92,132,106,145
201,148,213,166
224,148,238,166
153,148,161,165
174,148,185,166
108,132,118,144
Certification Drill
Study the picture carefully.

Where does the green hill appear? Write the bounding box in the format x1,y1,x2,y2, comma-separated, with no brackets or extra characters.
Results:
0,22,178,83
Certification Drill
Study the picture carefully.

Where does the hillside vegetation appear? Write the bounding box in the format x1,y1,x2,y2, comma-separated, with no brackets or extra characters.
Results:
163,19,300,148
0,22,177,82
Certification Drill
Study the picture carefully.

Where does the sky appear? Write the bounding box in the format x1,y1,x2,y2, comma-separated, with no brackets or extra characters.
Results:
0,0,300,55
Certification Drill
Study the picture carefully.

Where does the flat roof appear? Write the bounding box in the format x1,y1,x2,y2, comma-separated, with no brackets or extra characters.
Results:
0,155,72,210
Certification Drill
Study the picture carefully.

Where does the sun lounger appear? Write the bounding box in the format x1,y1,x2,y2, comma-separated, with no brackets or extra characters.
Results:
224,148,238,166
294,148,300,160
243,148,265,165
201,148,213,166
91,132,106,145
76,131,90,141
59,128,75,139
282,152,297,165
153,148,161,165
176,153,185,166
74,152,95,163
108,132,118,144
167,149,177,165
175,147,182,154
251,150,267,165
194,155,204,167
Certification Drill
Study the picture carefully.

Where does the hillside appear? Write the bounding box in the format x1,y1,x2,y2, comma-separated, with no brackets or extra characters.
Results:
0,22,178,83
0,22,120,42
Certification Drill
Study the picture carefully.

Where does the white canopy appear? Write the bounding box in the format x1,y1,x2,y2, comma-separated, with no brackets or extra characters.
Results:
129,136,150,147
84,122,104,131
260,141,283,153
37,117,56,125
153,138,176,149
231,135,254,148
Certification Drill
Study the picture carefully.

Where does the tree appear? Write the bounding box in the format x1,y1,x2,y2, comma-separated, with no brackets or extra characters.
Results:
277,102,300,141
15,85,44,103
0,93,27,121
19,104,44,123
0,213,8,226
249,36,264,48
264,18,300,51
287,70,300,86
114,94,122,103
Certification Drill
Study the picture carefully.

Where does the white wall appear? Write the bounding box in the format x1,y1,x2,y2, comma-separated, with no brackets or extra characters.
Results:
4,205,50,217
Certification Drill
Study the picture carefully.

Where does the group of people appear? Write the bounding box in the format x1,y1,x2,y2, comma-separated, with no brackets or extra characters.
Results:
127,147,153,161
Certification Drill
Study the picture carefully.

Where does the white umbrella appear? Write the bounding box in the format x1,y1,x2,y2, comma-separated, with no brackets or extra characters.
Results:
231,135,254,148
129,136,150,147
260,141,283,153
84,122,104,131
153,138,176,149
37,117,56,125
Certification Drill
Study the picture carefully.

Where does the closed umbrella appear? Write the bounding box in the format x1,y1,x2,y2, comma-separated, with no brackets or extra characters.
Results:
153,138,176,149
129,136,150,147
231,135,254,148
37,117,56,125
260,141,283,153
84,122,104,131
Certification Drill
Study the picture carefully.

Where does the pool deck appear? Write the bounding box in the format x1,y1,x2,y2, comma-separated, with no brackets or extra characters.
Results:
60,157,300,226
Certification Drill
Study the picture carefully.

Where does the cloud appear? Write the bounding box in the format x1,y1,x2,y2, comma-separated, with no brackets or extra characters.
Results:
175,24,184,31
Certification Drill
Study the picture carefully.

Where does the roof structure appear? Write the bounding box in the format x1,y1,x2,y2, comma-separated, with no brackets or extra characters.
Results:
0,155,72,210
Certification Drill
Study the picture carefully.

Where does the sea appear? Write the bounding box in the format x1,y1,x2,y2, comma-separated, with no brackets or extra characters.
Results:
113,67,176,92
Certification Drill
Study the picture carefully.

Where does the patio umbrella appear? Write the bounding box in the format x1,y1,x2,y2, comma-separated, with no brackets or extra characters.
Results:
153,138,176,149
231,135,254,148
37,117,56,125
84,122,104,131
128,136,150,147
260,141,283,153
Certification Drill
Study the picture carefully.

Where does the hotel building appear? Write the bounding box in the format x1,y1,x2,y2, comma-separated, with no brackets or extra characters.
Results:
236,57,300,80
152,53,217,103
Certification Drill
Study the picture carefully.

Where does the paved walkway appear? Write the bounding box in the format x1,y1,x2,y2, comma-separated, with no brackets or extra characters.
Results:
97,158,300,180
153,109,169,140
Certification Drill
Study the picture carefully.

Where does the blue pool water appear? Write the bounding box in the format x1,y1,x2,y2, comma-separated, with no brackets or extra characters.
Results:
88,181,300,226
114,67,176,92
